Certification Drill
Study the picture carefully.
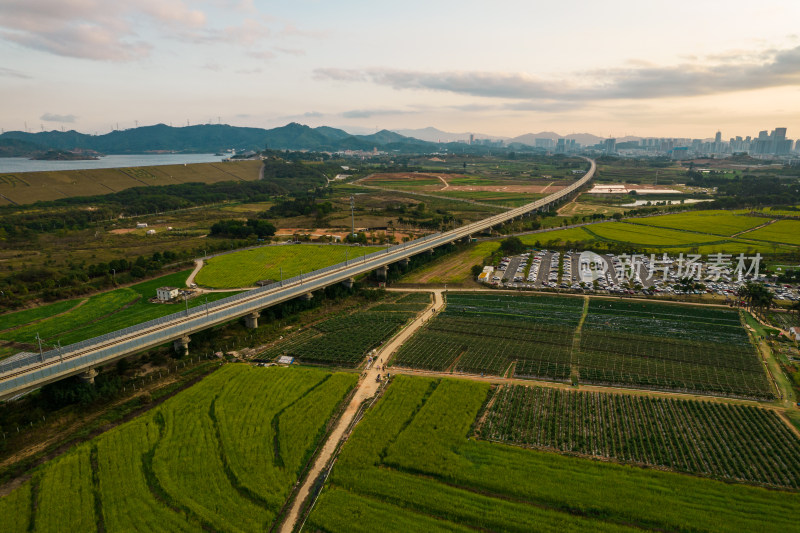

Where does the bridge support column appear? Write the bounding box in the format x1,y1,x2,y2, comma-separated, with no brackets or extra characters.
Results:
376,265,389,280
78,368,98,385
301,292,313,301
342,277,355,289
244,311,260,329
399,258,410,268
173,336,190,356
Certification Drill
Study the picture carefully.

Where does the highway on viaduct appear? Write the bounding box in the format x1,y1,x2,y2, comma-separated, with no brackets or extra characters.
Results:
0,158,595,399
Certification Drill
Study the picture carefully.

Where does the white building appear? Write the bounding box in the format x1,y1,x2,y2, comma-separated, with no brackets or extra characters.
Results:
146,229,156,235
156,287,179,302
136,223,148,228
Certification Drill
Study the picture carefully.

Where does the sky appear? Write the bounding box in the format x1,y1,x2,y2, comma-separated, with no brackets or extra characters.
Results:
1,0,799,139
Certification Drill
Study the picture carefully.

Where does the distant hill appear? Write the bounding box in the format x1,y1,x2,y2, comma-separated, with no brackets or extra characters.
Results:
0,138,47,157
0,123,445,155
392,127,507,143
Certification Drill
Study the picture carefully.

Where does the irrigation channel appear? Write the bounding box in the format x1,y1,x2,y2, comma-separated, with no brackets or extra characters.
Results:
0,159,596,399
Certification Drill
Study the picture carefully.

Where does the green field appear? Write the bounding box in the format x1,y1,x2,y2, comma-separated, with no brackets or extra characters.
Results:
0,271,238,350
434,189,542,207
195,244,384,288
0,160,262,206
630,211,771,236
740,219,800,245
258,294,428,366
521,218,797,254
482,384,800,487
392,293,771,399
306,375,799,533
0,365,357,532
0,298,83,332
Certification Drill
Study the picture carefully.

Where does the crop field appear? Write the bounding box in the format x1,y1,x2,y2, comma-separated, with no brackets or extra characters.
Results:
0,160,262,205
393,293,770,399
740,219,800,245
0,270,238,351
578,299,772,399
195,244,383,288
399,241,500,284
259,294,428,366
481,384,800,488
305,375,799,533
434,189,542,207
0,365,357,532
521,221,796,254
630,211,771,236
392,293,583,379
587,222,725,246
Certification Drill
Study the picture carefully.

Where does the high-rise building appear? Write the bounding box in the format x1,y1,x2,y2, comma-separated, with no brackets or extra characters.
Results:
715,131,722,143
469,133,474,145
604,138,616,155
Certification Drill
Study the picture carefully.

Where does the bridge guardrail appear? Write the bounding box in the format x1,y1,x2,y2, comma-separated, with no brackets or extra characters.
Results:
0,160,593,389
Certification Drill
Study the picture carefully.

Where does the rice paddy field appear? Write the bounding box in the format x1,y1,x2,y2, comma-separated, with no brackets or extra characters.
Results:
194,244,384,289
0,365,358,532
391,293,772,399
0,160,262,206
305,375,799,533
740,219,800,246
630,211,770,236
521,209,800,254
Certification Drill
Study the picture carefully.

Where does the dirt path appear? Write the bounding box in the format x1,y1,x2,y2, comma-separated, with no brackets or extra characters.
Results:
437,175,449,190
732,218,778,237
279,290,440,533
185,259,204,287
389,367,781,409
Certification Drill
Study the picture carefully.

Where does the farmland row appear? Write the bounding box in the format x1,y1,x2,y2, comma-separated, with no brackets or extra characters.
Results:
305,375,800,533
390,293,773,399
481,384,800,488
0,366,357,532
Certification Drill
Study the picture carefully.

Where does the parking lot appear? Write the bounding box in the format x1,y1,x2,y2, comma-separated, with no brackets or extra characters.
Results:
484,250,800,301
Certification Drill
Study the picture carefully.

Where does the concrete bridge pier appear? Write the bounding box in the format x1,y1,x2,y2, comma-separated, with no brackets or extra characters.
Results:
342,277,355,289
244,311,260,329
78,368,98,385
301,292,314,301
399,258,410,268
173,336,190,356
376,265,389,280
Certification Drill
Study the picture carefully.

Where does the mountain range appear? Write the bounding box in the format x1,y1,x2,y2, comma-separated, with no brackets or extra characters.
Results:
0,123,620,157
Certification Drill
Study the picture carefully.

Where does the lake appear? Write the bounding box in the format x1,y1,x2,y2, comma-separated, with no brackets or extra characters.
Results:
0,153,230,173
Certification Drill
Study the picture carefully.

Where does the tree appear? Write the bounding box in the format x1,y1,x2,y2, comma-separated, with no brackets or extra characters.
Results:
471,265,483,278
500,236,525,255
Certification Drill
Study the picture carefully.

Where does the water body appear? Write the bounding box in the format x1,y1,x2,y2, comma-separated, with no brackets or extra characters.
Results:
0,153,230,173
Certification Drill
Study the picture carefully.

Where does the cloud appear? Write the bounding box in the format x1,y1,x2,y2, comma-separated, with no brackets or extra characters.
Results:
247,50,276,60
314,44,800,102
0,66,31,79
303,111,324,118
41,112,77,123
0,0,199,61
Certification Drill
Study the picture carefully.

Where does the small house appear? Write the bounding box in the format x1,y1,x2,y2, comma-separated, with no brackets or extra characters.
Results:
136,223,148,228
791,327,800,342
146,229,156,235
156,287,179,302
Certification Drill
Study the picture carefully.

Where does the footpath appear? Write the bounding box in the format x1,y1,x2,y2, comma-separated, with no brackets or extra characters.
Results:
279,290,443,532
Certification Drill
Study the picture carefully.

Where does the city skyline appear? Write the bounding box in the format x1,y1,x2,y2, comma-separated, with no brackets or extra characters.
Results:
1,0,799,137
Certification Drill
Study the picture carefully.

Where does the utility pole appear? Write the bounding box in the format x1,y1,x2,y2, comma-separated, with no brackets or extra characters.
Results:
280,266,283,286
350,195,356,241
184,293,189,316
36,333,43,362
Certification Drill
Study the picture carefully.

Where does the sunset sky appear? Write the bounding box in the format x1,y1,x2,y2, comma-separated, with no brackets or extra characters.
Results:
1,0,799,139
